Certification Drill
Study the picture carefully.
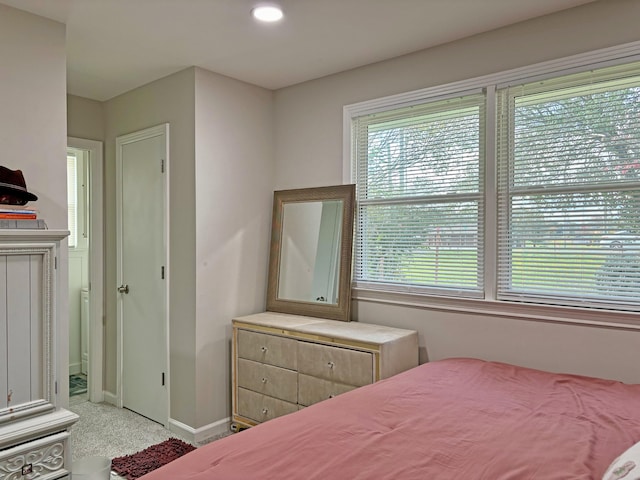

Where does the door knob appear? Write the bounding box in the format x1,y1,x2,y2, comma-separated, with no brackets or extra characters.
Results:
117,284,129,294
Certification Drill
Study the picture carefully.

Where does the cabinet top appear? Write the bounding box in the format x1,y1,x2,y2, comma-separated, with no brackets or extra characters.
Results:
0,229,69,242
234,311,417,345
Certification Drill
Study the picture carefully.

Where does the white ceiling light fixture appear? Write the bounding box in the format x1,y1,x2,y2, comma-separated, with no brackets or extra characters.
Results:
251,4,284,23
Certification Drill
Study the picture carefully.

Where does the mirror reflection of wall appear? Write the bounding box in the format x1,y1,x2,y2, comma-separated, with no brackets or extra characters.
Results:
267,184,355,322
278,200,343,304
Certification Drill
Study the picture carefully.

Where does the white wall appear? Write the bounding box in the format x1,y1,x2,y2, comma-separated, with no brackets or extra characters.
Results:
194,67,274,427
103,68,197,424
0,5,67,228
0,4,70,401
273,0,640,383
97,66,274,430
68,95,104,142
68,251,88,374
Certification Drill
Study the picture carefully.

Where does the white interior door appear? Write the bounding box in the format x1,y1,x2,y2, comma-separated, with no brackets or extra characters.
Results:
117,124,168,425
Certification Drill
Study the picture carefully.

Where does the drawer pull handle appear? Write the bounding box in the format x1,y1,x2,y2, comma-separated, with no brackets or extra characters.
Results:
261,377,268,383
260,346,268,353
262,408,268,415
327,361,335,369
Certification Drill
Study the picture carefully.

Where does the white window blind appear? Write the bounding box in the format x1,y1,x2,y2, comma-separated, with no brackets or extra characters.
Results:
352,93,485,297
67,153,78,248
497,62,640,310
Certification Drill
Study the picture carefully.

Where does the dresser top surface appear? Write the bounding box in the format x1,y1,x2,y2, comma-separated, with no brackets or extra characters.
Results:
234,312,417,344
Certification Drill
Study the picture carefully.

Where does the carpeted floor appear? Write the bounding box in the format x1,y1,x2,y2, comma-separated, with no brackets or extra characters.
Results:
69,401,194,461
69,400,233,479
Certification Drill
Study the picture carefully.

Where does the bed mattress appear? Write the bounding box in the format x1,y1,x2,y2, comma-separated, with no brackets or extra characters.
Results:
141,358,640,479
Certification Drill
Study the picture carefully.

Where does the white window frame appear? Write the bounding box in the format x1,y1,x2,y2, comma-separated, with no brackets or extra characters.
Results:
352,90,487,299
67,147,89,251
343,40,640,329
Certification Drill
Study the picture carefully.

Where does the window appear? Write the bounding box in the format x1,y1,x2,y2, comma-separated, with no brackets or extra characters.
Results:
352,93,485,298
497,63,640,311
350,53,640,313
67,152,78,248
67,147,88,250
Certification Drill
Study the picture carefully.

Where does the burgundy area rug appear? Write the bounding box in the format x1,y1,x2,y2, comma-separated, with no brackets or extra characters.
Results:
111,438,196,479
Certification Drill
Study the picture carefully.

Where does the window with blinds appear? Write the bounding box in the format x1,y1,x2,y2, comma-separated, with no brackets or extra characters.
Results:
67,152,78,248
350,56,640,313
496,63,640,310
352,93,485,297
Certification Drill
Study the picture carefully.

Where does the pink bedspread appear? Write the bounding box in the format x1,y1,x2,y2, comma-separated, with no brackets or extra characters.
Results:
141,358,640,479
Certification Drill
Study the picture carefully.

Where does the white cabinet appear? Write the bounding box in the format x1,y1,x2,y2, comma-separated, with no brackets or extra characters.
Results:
232,312,418,429
0,231,78,478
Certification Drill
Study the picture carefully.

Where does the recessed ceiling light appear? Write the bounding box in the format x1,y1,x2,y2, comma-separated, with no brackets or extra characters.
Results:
251,4,284,23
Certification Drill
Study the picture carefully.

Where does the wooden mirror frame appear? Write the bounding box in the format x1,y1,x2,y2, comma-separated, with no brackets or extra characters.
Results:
266,184,355,322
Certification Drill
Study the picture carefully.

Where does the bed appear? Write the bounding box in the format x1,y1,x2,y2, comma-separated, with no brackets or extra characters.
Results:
141,358,640,479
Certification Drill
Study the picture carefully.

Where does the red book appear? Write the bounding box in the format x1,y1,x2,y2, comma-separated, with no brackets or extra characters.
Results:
0,213,37,219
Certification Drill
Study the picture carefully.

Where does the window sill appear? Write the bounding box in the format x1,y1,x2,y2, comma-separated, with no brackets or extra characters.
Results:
352,287,640,331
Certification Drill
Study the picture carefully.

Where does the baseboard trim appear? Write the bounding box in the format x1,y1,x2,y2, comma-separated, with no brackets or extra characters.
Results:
102,391,118,406
100,393,230,443
69,363,82,375
168,416,231,444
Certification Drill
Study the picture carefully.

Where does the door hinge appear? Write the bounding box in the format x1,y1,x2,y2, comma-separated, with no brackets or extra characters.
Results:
54,381,58,395
162,372,165,386
54,256,57,269
161,266,165,279
161,159,165,173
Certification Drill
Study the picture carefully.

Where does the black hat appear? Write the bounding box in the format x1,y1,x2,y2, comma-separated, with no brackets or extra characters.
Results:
0,166,38,205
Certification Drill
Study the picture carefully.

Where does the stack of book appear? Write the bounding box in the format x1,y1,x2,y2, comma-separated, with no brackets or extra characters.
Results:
0,206,47,229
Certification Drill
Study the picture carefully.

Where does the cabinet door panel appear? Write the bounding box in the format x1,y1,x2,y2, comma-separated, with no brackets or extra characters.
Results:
298,342,373,386
4,254,43,408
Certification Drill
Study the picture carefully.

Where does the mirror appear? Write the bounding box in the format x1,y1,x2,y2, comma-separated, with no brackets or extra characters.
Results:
267,184,355,322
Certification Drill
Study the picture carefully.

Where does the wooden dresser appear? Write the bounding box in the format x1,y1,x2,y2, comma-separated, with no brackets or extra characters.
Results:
231,312,418,430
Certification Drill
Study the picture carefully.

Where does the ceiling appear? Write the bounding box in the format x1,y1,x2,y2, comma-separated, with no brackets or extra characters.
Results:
1,0,598,101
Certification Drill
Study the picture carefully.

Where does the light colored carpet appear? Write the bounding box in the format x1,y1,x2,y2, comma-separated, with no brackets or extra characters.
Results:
69,400,232,478
69,401,192,461
69,401,191,479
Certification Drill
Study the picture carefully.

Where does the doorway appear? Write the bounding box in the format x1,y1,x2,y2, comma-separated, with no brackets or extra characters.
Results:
116,124,169,426
67,137,104,404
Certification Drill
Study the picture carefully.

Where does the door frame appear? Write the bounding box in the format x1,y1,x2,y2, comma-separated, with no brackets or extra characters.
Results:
115,123,170,425
67,137,104,403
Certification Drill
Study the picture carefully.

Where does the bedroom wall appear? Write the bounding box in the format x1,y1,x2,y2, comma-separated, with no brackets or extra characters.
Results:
98,66,273,430
67,95,104,141
103,68,198,425
193,67,274,427
0,5,67,228
0,4,71,399
273,0,640,384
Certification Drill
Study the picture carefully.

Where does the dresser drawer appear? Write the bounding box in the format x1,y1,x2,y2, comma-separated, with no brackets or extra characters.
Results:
237,358,298,403
0,431,70,480
298,342,373,386
237,388,298,423
237,330,297,370
298,373,357,407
